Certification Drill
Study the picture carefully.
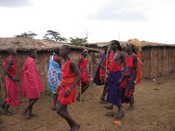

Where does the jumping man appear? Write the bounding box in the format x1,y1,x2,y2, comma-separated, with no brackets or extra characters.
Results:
56,45,81,131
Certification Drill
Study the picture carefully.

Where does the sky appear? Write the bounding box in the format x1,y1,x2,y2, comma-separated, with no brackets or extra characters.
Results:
0,0,174,43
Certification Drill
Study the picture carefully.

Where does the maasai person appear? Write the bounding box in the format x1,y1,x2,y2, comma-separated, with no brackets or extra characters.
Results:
21,50,44,119
120,46,130,104
99,46,114,103
0,76,3,113
2,49,20,115
106,42,125,119
135,47,143,85
77,49,90,101
103,40,122,111
56,45,81,131
93,47,107,86
122,44,137,110
48,52,62,110
99,47,108,83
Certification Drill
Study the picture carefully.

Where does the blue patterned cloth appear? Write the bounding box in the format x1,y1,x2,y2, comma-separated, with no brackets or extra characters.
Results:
48,56,61,94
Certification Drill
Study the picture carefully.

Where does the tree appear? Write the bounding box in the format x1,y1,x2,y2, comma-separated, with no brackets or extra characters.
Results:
69,37,87,46
16,31,37,39
43,30,67,42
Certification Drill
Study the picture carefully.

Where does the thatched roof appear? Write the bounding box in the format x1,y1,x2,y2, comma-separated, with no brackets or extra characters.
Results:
87,41,175,48
141,41,175,47
86,41,128,48
0,38,99,52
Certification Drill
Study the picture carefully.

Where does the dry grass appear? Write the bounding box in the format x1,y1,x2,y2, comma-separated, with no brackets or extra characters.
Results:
0,74,175,131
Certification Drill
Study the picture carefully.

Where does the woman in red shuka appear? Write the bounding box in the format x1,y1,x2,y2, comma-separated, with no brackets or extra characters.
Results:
56,45,81,131
135,47,143,85
77,49,90,101
21,50,44,119
2,49,20,115
122,45,137,110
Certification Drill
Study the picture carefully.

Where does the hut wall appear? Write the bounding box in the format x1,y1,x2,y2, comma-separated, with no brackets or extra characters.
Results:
0,51,97,91
142,47,175,79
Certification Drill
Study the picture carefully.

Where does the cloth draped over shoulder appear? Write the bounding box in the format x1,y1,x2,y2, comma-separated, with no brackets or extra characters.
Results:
136,53,143,84
21,57,44,99
57,58,77,105
3,56,20,106
106,52,123,105
48,55,62,94
93,53,106,85
79,55,90,83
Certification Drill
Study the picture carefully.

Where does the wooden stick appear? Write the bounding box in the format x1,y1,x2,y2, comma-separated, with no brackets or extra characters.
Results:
79,80,82,102
105,46,110,81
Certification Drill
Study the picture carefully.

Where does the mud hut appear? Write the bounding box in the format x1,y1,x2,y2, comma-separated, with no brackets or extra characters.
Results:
141,41,175,79
86,41,175,79
0,38,99,89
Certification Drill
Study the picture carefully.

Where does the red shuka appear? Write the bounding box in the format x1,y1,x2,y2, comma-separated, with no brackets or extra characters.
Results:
125,55,134,68
108,52,122,72
3,56,20,106
21,57,44,99
107,51,114,71
57,59,78,105
99,58,107,82
136,53,143,84
79,55,90,83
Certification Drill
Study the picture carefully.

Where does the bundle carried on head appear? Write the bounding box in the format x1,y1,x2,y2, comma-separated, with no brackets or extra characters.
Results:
128,39,142,52
128,39,142,46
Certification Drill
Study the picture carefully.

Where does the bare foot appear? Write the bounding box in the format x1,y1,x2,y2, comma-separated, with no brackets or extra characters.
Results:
23,110,28,116
26,113,38,120
3,110,14,116
51,107,56,111
26,115,32,120
105,112,115,117
104,105,113,110
114,110,125,120
99,100,107,104
30,113,38,117
70,124,80,131
127,106,135,111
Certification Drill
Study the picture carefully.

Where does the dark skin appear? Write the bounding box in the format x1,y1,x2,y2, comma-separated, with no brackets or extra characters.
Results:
51,55,62,111
78,51,88,64
56,46,80,131
99,48,108,70
129,54,137,109
2,50,18,115
104,43,125,119
77,51,89,101
64,60,81,97
126,46,138,82
24,51,39,119
125,46,138,110
106,52,125,119
103,44,121,107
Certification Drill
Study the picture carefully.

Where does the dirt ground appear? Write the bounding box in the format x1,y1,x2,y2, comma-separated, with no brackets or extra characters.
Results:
0,75,175,131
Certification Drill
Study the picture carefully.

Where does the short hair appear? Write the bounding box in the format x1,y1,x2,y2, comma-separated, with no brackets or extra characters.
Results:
130,44,137,54
102,46,108,54
110,40,122,51
111,40,120,45
61,45,72,53
28,49,37,56
7,48,17,54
